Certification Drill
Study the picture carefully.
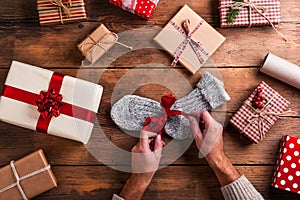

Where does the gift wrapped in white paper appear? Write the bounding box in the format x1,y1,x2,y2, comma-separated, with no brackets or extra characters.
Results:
0,61,103,144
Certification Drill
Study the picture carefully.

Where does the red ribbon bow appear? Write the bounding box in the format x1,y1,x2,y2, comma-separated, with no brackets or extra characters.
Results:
36,88,63,119
142,94,182,150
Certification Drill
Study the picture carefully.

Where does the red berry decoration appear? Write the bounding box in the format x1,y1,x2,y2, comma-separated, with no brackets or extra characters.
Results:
252,87,266,109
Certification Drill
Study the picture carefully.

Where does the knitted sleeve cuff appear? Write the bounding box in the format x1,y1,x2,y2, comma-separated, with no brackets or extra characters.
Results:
112,194,125,200
197,72,230,109
221,175,264,200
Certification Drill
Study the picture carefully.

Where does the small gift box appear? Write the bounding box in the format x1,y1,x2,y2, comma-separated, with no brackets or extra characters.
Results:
78,24,132,64
0,149,57,200
153,4,226,74
272,135,300,194
37,0,87,25
219,0,281,28
0,61,103,144
109,0,159,20
229,81,290,144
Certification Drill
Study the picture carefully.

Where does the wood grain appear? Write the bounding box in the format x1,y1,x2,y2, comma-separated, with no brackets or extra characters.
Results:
0,0,299,199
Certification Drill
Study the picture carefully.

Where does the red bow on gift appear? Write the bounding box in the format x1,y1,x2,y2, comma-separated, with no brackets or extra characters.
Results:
143,94,183,151
35,88,63,119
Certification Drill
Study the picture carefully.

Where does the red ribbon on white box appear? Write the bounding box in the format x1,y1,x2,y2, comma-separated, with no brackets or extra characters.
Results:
169,19,210,68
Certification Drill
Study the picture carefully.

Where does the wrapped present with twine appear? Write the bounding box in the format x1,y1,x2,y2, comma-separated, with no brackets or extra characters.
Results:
37,0,87,25
78,24,133,64
219,0,281,27
153,5,226,74
229,81,291,144
0,149,57,200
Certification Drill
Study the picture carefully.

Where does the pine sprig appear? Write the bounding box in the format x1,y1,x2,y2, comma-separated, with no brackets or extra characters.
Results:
227,0,244,24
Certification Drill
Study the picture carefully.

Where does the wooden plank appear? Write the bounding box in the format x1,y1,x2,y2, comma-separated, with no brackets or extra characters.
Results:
0,67,298,165
8,165,295,200
0,1,299,67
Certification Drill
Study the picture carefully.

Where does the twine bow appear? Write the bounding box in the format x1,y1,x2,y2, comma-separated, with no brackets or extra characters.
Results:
142,94,183,151
0,161,51,200
35,88,63,119
226,0,288,41
49,0,72,24
169,19,210,68
242,93,292,141
82,32,133,59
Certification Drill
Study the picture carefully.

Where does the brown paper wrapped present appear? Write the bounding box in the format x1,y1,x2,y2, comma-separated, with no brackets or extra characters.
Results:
229,82,290,143
78,24,133,64
153,4,226,74
0,149,57,200
37,0,87,25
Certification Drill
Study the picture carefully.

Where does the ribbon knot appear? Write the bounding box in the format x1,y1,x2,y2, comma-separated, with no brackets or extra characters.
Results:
35,88,63,119
143,94,182,150
169,19,210,68
49,0,72,24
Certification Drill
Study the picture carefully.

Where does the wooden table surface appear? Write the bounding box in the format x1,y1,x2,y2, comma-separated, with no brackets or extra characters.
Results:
1,0,300,199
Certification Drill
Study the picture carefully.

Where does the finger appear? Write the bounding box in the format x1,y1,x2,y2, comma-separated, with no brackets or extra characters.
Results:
139,131,153,146
188,116,203,136
201,111,212,124
154,134,163,151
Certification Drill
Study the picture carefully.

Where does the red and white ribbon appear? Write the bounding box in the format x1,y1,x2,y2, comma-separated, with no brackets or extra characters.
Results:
169,19,210,67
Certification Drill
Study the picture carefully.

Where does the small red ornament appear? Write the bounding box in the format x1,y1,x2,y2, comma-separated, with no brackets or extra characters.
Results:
35,88,63,119
252,86,266,109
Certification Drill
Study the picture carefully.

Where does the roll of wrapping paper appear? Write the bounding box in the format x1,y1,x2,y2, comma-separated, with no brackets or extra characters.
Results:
260,52,300,90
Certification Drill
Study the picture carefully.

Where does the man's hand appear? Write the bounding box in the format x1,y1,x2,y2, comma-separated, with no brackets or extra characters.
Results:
120,131,164,200
187,111,240,186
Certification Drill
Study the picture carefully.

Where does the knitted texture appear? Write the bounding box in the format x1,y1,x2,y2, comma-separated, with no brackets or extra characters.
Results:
111,72,230,140
221,175,265,200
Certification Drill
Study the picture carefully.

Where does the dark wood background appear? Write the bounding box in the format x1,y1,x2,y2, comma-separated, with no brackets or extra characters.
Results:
0,0,300,199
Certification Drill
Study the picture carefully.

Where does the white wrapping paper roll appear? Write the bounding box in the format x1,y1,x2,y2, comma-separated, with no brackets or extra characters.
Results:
260,52,300,90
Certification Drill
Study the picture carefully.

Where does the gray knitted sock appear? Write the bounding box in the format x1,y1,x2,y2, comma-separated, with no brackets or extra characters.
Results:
111,72,230,139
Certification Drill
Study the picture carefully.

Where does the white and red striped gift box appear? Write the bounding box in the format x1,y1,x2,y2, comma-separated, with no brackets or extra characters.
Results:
219,0,281,28
37,0,87,25
229,82,290,144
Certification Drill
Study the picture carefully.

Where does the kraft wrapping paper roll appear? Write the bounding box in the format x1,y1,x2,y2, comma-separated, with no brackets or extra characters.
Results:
260,52,300,90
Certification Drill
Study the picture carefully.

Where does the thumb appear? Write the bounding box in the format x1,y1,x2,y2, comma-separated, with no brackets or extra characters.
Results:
188,116,203,140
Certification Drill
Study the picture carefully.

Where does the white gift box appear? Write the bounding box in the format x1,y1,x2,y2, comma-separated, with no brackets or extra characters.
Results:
0,61,103,144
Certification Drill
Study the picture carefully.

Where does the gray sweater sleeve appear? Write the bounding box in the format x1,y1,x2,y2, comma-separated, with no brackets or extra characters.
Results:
112,175,264,200
221,175,264,200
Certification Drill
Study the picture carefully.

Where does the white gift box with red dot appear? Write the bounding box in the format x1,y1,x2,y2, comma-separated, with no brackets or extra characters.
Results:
272,135,300,194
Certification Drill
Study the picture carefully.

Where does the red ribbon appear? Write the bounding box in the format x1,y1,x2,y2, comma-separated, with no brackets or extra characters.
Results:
142,94,182,150
2,72,96,133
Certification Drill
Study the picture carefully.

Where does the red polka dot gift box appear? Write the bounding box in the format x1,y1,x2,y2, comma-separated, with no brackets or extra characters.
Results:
109,0,159,20
272,135,300,194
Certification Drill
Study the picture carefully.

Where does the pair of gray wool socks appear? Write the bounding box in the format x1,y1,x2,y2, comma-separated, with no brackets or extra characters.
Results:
111,72,230,140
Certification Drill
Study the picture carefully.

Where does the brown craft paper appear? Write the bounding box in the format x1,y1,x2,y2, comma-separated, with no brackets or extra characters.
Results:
0,149,57,200
153,4,226,74
260,52,300,90
78,24,116,64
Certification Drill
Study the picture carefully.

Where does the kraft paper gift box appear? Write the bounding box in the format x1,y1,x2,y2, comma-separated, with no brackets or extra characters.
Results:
219,0,281,28
272,135,300,194
37,0,87,25
153,4,226,74
109,0,159,20
0,61,103,144
229,81,290,144
0,149,57,200
78,24,118,64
